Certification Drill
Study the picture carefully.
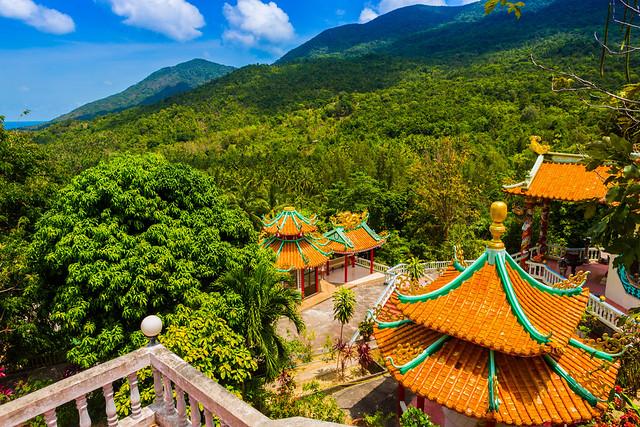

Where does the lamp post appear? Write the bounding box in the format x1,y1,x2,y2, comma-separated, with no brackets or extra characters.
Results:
140,315,163,346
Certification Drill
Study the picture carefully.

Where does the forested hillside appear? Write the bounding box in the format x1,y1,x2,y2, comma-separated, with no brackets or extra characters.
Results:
2,0,636,416
49,59,235,123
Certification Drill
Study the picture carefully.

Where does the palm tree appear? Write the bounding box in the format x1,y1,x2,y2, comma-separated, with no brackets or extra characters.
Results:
226,182,269,230
219,261,304,382
332,287,356,376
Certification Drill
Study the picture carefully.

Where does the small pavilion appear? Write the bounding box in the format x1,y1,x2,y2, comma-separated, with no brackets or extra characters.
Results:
372,202,620,426
324,211,388,283
260,207,332,298
502,150,610,264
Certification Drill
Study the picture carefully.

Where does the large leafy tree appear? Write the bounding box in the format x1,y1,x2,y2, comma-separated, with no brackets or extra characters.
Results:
27,154,265,367
0,118,61,364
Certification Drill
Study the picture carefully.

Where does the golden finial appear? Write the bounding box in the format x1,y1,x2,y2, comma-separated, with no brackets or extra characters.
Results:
529,135,550,155
284,206,295,212
488,201,507,250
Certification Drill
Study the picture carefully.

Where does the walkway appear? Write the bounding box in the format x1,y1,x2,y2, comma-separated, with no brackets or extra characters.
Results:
278,265,386,350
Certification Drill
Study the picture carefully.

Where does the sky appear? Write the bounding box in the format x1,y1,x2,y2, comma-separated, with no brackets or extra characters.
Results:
0,0,477,121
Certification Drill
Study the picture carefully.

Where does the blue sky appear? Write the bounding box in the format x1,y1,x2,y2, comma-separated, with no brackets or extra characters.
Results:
0,0,476,121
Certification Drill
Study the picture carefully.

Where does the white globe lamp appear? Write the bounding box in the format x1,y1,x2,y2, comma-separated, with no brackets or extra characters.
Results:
141,315,163,346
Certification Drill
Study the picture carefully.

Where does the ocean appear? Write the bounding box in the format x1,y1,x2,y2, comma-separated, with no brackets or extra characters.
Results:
4,121,47,129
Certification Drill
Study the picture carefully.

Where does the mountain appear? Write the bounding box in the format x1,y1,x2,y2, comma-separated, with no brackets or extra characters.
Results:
276,0,600,63
51,59,235,123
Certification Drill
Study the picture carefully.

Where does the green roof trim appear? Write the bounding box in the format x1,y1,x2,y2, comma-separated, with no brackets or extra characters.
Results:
505,255,583,296
542,354,606,407
386,334,451,375
488,349,499,411
496,252,552,345
452,246,466,272
262,208,318,230
396,252,488,303
569,338,630,362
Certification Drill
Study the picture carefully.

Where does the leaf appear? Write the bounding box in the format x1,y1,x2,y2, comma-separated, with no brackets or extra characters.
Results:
484,0,500,15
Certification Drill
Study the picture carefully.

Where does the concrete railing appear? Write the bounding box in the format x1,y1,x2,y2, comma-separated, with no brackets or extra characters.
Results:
586,294,626,332
525,259,625,332
354,256,389,274
525,260,566,287
0,344,344,427
523,244,602,263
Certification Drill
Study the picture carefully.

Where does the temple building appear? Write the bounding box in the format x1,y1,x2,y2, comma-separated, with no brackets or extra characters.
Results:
324,211,389,282
502,148,609,264
372,202,621,427
260,207,332,298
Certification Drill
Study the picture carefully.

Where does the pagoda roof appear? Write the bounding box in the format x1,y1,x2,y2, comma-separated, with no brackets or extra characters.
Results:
375,316,618,425
502,152,610,202
395,253,589,356
260,233,331,272
262,207,317,236
371,202,620,425
324,211,389,254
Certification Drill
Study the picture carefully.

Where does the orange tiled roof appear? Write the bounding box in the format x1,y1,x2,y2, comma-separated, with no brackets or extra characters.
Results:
261,234,331,271
502,161,610,202
326,225,388,253
262,207,317,236
371,202,619,425
374,323,618,426
396,261,588,356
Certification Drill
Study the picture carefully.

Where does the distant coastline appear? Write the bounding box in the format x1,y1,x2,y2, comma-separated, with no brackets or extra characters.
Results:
4,121,46,129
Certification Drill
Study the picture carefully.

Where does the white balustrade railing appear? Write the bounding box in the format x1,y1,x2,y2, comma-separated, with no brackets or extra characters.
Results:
525,260,566,287
0,344,344,427
586,294,626,332
354,256,390,274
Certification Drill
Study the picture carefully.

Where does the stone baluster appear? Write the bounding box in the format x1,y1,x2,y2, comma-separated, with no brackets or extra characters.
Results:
152,366,163,405
204,409,214,427
128,372,142,419
75,395,92,427
189,394,202,427
175,385,188,426
163,375,176,415
102,383,119,427
43,408,58,427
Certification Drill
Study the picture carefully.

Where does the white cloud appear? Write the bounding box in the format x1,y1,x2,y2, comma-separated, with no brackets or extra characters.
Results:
105,0,205,42
104,80,113,86
222,0,294,48
336,9,345,17
377,0,446,13
358,7,378,23
20,86,29,92
0,0,74,34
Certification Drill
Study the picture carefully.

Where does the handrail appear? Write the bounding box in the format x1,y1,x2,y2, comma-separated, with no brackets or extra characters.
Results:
586,294,626,332
354,256,390,273
0,344,345,427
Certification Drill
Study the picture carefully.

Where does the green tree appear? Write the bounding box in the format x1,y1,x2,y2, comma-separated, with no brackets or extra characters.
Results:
27,154,263,368
218,261,304,382
332,287,356,375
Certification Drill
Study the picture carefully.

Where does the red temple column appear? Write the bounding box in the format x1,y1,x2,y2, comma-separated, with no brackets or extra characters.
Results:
315,267,319,294
352,254,355,268
416,396,425,413
520,199,535,267
538,199,551,254
398,384,405,417
300,268,305,299
370,248,374,274
344,255,348,283
486,420,496,427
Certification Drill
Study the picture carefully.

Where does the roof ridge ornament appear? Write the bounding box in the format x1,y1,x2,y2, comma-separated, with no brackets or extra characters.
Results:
488,201,507,251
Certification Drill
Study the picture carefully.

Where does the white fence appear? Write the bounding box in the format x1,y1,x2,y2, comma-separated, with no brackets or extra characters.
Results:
0,344,344,427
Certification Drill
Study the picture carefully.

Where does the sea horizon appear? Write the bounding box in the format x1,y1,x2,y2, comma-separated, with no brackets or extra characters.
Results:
3,121,47,129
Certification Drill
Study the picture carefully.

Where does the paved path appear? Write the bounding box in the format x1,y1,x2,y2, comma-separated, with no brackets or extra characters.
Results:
277,272,387,351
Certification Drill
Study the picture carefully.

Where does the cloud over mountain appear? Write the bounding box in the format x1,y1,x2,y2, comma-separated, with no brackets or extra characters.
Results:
359,0,477,23
0,0,75,34
105,0,205,42
223,0,294,49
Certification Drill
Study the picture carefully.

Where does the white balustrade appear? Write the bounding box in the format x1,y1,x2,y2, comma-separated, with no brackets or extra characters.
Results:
354,256,389,273
0,345,345,427
587,294,625,332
